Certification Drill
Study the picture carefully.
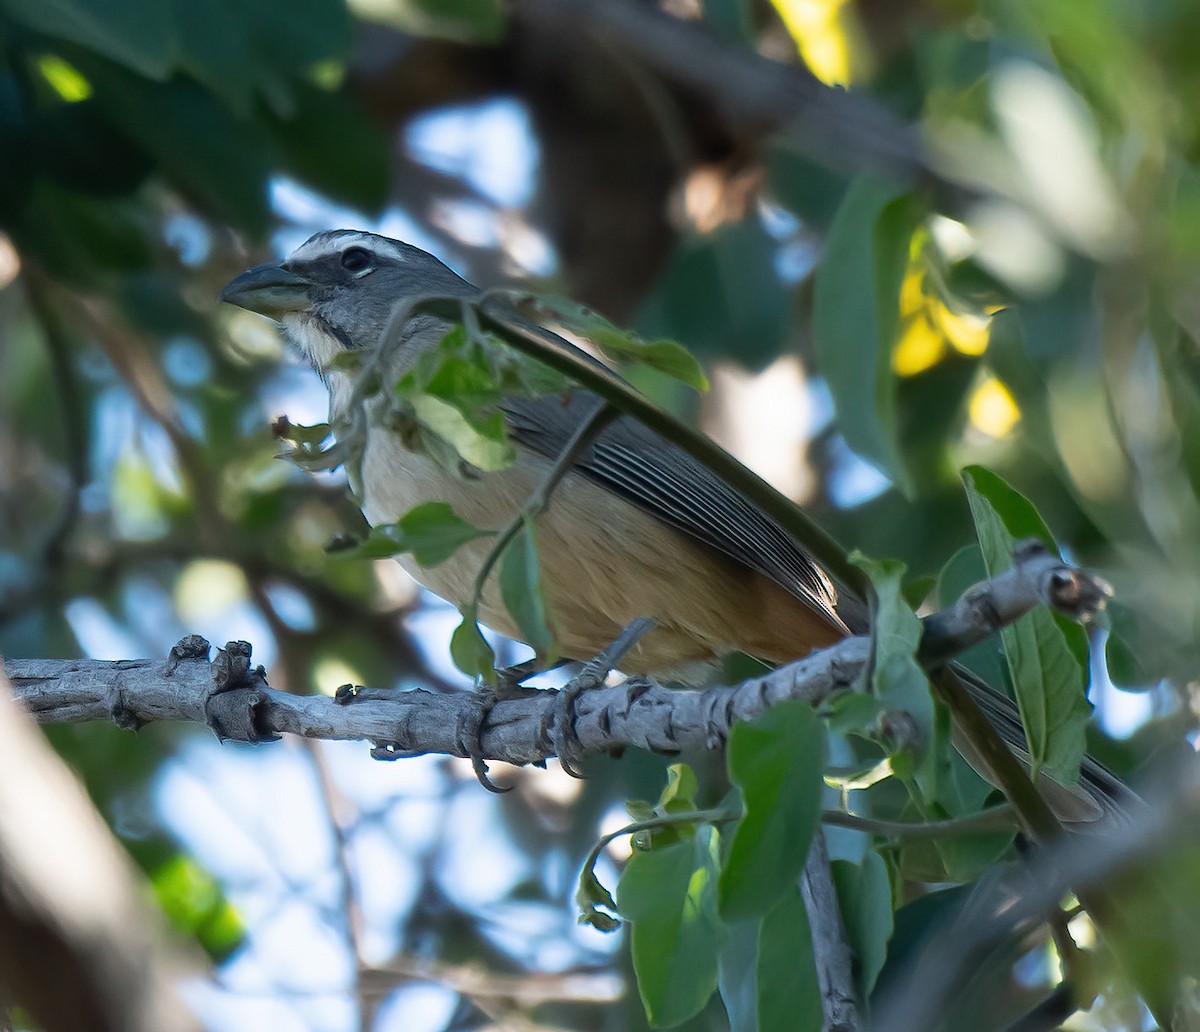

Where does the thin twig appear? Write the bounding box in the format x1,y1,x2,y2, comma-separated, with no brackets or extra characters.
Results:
468,395,617,614
801,831,860,1032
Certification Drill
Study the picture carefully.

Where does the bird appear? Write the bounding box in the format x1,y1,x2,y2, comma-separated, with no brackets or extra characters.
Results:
222,228,1132,823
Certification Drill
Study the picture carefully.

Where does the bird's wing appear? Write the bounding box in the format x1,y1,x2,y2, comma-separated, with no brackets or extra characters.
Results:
501,392,1134,825
500,390,856,632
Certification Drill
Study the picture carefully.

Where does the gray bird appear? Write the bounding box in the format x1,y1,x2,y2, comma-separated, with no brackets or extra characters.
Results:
222,228,1133,823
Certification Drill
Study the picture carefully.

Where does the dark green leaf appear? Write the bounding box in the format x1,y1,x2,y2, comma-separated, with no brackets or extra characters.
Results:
719,889,822,1032
935,544,1007,688
619,827,724,1027
75,61,271,235
2,0,173,79
831,852,893,996
719,702,825,922
637,218,792,369
901,573,936,610
267,80,389,213
813,178,921,493
961,465,1091,785
380,0,506,43
499,517,557,661
169,0,256,113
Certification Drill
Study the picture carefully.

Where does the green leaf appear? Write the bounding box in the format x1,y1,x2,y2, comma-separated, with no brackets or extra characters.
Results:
408,392,514,470
850,553,936,796
719,702,825,922
366,0,506,43
934,544,1007,688
961,465,1092,785
267,81,389,214
2,0,174,79
449,607,495,683
395,324,560,471
576,865,620,932
637,217,792,369
619,827,725,1027
718,889,822,1032
529,295,709,391
629,764,702,851
499,517,557,662
339,502,492,566
74,61,272,235
831,851,893,996
152,854,243,959
813,178,922,493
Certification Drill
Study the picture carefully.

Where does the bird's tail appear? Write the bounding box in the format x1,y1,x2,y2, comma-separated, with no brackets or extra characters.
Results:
949,663,1140,827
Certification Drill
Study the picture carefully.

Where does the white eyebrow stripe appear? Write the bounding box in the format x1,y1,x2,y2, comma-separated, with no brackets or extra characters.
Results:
287,230,405,265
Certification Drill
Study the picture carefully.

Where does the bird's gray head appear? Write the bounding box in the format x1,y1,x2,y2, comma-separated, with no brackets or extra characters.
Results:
221,230,476,371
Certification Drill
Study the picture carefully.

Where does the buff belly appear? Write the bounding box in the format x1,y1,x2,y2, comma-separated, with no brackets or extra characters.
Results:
354,429,839,678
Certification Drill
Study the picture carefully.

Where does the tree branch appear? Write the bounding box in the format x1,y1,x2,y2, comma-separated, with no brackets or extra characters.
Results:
801,832,861,1032
5,545,1105,769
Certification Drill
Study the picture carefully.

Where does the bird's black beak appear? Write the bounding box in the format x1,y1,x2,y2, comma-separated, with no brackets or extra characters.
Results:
220,263,313,318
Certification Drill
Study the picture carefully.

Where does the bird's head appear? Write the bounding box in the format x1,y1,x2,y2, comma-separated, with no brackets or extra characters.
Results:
221,229,476,371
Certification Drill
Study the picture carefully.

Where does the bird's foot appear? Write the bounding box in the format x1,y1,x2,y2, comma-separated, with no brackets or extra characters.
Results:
455,688,511,793
541,617,656,778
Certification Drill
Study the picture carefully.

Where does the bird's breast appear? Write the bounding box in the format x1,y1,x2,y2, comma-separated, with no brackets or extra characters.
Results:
355,425,840,677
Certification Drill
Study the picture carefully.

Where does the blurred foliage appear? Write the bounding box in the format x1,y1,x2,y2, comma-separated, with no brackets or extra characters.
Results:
3,0,1200,1028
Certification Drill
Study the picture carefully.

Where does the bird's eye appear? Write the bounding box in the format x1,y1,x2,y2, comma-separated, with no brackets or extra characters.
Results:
340,247,372,273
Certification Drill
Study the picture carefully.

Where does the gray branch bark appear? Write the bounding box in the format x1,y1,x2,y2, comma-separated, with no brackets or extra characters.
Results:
4,543,1105,767
801,832,861,1032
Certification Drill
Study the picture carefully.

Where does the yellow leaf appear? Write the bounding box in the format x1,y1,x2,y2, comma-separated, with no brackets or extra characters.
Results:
892,314,946,376
769,0,867,86
968,375,1020,438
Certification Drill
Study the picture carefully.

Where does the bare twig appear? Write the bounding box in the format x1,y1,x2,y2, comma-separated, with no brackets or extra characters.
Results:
514,0,940,191
801,832,860,1032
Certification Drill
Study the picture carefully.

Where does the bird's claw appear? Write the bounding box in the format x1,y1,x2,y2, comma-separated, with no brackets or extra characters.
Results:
456,689,509,793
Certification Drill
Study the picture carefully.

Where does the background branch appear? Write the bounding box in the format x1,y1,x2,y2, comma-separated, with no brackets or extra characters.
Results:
0,671,201,1032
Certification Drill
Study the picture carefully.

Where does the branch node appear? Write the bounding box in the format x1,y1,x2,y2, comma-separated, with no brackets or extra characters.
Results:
877,709,921,753
163,633,210,675
962,583,1004,632
1045,567,1113,622
1012,537,1050,563
204,641,278,744
109,692,144,732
